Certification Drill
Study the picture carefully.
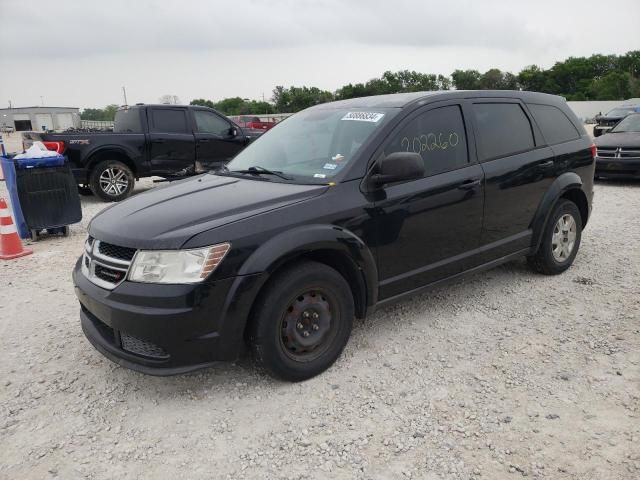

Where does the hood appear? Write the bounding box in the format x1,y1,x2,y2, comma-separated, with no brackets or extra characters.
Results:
89,174,328,249
594,131,640,149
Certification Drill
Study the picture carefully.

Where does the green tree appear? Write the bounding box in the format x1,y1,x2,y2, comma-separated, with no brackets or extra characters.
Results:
451,69,482,90
272,86,334,112
80,104,119,121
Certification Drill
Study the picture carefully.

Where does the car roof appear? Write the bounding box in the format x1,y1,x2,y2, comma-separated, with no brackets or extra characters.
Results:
311,90,567,110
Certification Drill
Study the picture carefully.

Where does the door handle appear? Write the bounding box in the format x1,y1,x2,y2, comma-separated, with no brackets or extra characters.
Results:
151,139,166,144
458,178,481,190
539,160,554,168
198,139,210,143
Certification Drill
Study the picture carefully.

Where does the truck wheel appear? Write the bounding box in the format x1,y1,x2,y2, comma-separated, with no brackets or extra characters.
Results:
89,160,134,202
527,199,582,275
249,261,354,381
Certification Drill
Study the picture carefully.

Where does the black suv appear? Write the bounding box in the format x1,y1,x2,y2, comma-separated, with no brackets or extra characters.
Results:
73,91,595,381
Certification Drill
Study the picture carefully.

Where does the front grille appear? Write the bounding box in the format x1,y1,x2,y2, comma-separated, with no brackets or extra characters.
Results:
82,237,136,290
98,241,136,261
94,264,127,283
597,148,640,160
121,333,169,359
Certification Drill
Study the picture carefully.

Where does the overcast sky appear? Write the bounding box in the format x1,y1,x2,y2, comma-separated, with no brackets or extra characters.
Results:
0,0,638,109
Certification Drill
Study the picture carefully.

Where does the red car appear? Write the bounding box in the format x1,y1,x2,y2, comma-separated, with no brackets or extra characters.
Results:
229,116,276,131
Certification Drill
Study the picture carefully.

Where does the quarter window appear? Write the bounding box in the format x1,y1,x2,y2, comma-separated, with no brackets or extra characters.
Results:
527,103,580,145
472,103,534,161
150,109,189,134
384,105,468,177
194,110,232,136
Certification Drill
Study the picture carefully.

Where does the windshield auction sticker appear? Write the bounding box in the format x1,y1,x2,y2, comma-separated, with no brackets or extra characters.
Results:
341,112,385,122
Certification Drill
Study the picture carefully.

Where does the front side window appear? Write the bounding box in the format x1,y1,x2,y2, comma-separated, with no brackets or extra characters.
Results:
226,108,397,182
472,103,535,161
194,110,231,136
384,105,468,177
150,109,188,134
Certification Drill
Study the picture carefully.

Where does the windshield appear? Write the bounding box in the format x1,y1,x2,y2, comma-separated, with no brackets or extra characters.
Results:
605,107,634,118
611,114,640,133
226,107,397,182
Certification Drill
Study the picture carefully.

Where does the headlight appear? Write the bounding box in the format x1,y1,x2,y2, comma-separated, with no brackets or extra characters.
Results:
128,243,230,284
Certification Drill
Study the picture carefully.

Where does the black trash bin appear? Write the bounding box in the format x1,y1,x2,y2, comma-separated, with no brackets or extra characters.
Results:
14,156,82,240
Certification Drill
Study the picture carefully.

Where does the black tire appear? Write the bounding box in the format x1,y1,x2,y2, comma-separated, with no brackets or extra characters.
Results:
527,199,582,275
248,261,354,381
89,160,135,202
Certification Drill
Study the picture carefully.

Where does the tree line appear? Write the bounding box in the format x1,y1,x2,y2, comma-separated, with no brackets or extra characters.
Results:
82,50,639,119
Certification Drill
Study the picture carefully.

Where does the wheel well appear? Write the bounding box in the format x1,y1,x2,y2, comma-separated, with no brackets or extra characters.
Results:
88,150,137,178
242,249,368,342
560,188,589,228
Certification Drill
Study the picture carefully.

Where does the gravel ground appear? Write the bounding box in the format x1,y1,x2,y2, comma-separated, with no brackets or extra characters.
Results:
1,177,639,480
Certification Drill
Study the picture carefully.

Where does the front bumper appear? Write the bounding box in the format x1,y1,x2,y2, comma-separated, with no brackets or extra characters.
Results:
595,157,640,178
73,259,266,375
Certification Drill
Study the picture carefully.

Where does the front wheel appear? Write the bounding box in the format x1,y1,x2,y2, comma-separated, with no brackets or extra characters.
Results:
248,261,354,381
527,199,582,275
89,160,135,202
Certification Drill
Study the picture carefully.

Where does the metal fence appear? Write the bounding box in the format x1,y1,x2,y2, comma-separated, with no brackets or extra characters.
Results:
80,120,114,130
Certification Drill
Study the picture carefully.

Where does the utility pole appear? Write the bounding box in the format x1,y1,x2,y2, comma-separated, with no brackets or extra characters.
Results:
122,86,128,106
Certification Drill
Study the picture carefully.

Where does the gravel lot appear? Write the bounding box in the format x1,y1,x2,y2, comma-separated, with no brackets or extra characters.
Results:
1,177,639,480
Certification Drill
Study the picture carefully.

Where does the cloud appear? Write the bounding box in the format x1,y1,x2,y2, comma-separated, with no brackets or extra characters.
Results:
1,0,559,58
0,0,638,108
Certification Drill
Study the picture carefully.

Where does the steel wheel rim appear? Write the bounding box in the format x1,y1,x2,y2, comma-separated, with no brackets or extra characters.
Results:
551,213,577,262
99,167,129,196
279,289,337,362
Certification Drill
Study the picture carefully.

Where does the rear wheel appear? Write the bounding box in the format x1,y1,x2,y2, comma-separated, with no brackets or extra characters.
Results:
527,199,582,275
89,160,135,202
249,261,354,381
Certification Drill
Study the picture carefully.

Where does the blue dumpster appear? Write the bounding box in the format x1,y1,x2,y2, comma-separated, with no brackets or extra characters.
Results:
1,155,82,240
0,156,29,239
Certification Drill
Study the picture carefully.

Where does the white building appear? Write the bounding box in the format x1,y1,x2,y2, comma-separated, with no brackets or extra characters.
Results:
0,106,81,132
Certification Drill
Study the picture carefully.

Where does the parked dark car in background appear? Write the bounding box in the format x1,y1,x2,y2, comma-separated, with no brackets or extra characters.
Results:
593,104,640,137
24,105,252,201
73,90,595,381
594,113,640,179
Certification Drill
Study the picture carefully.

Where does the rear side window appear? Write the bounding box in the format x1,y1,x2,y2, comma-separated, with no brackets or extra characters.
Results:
194,110,231,135
114,109,142,133
472,103,534,161
384,105,468,177
150,109,189,133
527,103,580,145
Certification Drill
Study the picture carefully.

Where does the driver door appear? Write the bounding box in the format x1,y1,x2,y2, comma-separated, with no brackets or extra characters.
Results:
371,103,485,300
192,109,248,171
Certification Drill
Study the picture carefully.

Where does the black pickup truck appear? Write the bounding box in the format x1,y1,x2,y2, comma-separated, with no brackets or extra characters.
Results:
24,105,252,201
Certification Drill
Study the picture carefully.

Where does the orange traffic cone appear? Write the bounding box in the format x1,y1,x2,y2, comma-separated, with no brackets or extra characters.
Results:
0,198,33,260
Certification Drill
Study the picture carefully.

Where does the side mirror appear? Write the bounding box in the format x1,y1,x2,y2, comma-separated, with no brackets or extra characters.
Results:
370,152,424,186
229,127,238,137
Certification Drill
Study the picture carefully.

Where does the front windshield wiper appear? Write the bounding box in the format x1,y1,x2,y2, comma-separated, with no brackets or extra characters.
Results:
229,165,292,181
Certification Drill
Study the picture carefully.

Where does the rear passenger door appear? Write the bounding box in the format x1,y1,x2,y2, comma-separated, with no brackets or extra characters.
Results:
469,100,555,262
147,108,196,175
373,102,485,300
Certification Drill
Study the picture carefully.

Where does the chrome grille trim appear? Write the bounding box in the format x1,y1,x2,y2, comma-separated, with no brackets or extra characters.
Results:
597,147,640,160
81,238,136,290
